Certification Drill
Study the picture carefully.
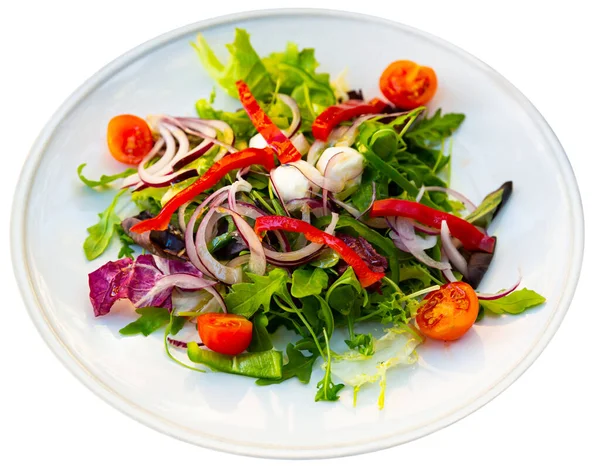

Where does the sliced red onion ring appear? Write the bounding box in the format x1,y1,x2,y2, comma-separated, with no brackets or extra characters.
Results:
263,213,339,265
413,222,440,235
476,277,522,300
331,198,360,218
227,254,251,268
227,179,252,214
328,125,350,144
422,186,477,213
195,208,244,284
440,250,457,282
122,138,165,188
134,274,216,308
144,123,176,174
217,207,266,276
334,114,377,147
178,201,190,233
288,160,344,193
277,94,301,137
389,217,449,270
290,133,310,156
440,220,469,276
307,140,326,166
204,286,227,312
185,188,230,275
182,118,237,154
415,185,425,203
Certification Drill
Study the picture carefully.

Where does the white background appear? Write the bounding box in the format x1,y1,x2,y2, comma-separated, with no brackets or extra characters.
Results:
1,1,598,472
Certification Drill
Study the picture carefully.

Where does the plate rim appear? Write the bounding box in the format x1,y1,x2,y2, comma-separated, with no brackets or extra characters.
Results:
10,7,585,459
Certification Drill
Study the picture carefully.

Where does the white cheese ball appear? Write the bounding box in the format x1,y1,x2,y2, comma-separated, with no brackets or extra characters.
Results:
248,133,268,149
270,166,312,202
316,146,365,190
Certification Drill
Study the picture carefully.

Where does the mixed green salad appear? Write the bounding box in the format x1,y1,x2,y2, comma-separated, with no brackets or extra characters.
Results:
81,29,545,408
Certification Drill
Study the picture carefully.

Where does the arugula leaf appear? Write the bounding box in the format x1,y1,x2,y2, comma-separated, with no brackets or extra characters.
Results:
315,330,344,402
480,289,546,315
119,307,171,336
83,189,126,260
192,28,274,100
169,316,187,336
291,267,329,298
224,268,289,317
326,267,363,302
248,312,273,353
345,333,375,357
77,164,136,189
256,343,318,386
466,182,513,228
115,224,135,259
405,109,465,147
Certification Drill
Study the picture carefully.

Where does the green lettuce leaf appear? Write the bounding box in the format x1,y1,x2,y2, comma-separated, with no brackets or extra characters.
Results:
480,288,546,315
192,28,274,100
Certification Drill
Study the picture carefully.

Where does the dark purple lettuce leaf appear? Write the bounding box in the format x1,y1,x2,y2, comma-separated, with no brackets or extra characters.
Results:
88,258,134,316
89,254,174,317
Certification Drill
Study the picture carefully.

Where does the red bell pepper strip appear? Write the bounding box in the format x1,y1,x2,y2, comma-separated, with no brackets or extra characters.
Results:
312,98,388,142
130,148,275,234
254,216,385,288
370,199,496,253
235,80,301,164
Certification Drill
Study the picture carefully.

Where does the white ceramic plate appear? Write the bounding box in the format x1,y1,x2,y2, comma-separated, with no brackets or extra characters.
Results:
11,9,583,459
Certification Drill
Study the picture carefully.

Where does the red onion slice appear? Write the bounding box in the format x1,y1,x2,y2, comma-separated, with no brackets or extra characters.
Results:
134,273,216,308
389,217,449,270
277,94,301,137
307,140,326,166
185,188,230,275
287,198,328,212
290,133,310,156
196,208,244,284
476,277,522,300
217,207,266,276
288,160,344,193
227,254,251,268
440,250,457,282
227,179,252,214
263,213,339,265
182,119,237,154
440,220,469,276
334,114,377,147
122,138,165,188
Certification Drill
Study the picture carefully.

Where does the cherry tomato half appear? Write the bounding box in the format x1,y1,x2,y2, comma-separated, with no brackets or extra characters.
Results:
416,282,479,341
197,313,253,356
379,60,438,109
106,114,154,165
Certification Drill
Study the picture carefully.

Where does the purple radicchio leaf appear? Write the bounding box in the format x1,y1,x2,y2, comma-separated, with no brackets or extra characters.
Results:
88,254,173,317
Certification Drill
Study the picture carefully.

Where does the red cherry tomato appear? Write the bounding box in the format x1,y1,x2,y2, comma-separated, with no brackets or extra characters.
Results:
106,114,153,165
197,313,253,356
416,282,479,341
379,60,438,109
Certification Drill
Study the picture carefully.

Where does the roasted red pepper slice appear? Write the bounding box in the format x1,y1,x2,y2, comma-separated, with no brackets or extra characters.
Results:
370,199,496,253
312,98,388,142
254,216,385,288
130,148,275,234
236,80,301,164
